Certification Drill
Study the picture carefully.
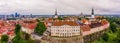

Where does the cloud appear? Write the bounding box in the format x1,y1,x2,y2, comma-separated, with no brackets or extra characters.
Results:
0,0,120,15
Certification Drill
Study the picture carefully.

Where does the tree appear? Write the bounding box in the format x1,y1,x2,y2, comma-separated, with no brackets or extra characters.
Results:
12,32,34,43
110,23,117,33
117,30,120,43
102,33,109,41
13,24,22,43
13,24,35,43
36,19,40,22
12,35,21,43
35,22,46,35
85,18,89,20
24,33,30,40
14,24,21,35
78,17,82,20
58,17,64,20
1,35,9,43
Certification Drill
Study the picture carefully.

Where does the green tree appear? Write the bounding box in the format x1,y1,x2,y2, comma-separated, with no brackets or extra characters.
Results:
12,35,21,43
24,33,30,40
1,35,9,43
12,24,34,43
117,30,120,43
36,19,40,22
35,22,46,35
13,24,22,43
58,17,64,20
110,23,117,33
78,17,82,20
85,18,89,20
102,33,109,41
14,24,21,35
12,32,34,43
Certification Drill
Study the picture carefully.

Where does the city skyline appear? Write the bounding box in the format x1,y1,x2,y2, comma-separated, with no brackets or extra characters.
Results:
0,0,120,15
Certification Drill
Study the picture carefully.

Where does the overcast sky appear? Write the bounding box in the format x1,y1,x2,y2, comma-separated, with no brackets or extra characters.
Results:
0,0,120,15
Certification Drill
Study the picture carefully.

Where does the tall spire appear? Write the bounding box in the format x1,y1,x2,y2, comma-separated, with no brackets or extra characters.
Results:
54,9,58,18
55,9,57,15
91,8,94,15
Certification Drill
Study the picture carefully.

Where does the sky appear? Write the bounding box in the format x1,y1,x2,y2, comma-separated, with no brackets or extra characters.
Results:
0,0,120,15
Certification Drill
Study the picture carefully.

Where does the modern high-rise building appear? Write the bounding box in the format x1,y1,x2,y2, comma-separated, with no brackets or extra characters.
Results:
15,12,20,18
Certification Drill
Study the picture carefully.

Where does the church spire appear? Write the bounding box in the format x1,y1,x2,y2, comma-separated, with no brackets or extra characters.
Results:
54,9,58,18
91,8,95,19
91,8,94,15
55,9,57,15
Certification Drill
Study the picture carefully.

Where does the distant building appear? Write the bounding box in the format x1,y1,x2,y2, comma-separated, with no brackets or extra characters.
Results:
14,12,20,18
30,14,33,18
79,12,84,18
11,14,14,17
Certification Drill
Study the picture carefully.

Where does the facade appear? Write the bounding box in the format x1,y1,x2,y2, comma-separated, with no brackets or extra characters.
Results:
50,21,81,37
20,20,37,34
21,27,34,34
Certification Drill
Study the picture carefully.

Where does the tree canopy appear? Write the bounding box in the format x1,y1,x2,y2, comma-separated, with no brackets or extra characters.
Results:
35,22,46,35
1,35,9,43
14,24,21,35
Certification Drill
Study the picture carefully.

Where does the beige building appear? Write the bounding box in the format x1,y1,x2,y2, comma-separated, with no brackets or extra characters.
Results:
50,21,81,37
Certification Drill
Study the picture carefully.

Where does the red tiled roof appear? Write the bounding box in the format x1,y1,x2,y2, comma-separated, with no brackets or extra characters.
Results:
81,19,89,23
81,25,90,32
28,23,37,29
7,31,14,36
52,21,79,26
64,18,71,20
89,22,102,28
20,20,37,30
45,18,53,22
101,19,109,25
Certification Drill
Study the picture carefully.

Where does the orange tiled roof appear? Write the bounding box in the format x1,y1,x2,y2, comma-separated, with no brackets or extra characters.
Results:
20,20,37,29
64,18,71,20
101,19,109,25
52,21,79,26
81,25,90,32
81,19,89,23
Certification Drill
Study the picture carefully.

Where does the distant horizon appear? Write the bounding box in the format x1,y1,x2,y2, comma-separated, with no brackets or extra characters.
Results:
0,13,120,15
0,0,120,14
